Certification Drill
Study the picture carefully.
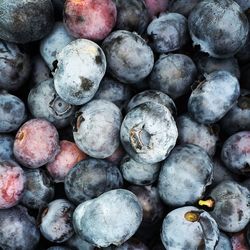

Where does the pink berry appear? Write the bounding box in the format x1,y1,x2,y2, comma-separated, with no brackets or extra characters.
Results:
0,161,25,209
144,0,168,18
14,119,59,168
64,0,117,41
46,140,87,182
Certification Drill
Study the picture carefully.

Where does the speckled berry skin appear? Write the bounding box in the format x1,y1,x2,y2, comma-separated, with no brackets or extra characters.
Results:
47,140,87,183
73,189,143,247
14,119,60,168
121,102,178,164
53,39,106,105
0,161,25,209
0,41,31,90
120,155,160,186
158,144,213,206
144,0,168,19
126,90,177,116
102,30,154,84
94,76,132,109
147,13,189,54
40,22,75,70
168,0,200,17
221,131,250,176
220,90,250,135
188,0,249,58
40,199,75,243
115,0,149,34
73,100,122,159
215,232,232,250
149,54,197,99
28,79,76,128
188,71,240,124
0,91,27,133
161,206,219,250
177,114,218,156
209,181,250,233
21,169,54,210
0,205,40,249
64,158,123,204
0,134,14,161
195,53,240,79
0,0,54,43
64,0,117,41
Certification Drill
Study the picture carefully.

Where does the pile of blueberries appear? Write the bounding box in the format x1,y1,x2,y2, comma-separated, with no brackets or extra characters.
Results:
1,0,250,249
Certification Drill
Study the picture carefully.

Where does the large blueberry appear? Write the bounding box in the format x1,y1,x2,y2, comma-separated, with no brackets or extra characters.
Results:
188,71,240,124
73,100,122,158
188,0,249,58
64,159,123,204
158,144,214,206
73,189,143,247
102,30,154,84
149,54,197,99
53,39,106,105
120,102,178,164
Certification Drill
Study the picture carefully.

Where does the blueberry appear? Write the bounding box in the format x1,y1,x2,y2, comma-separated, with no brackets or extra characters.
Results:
73,100,122,158
188,71,240,124
188,0,249,58
161,206,219,249
220,90,250,135
0,91,27,133
64,158,123,204
40,199,75,243
176,114,218,156
40,22,75,70
0,41,31,90
120,155,160,186
106,145,126,165
21,169,55,209
147,13,189,53
221,131,250,176
94,76,132,110
215,232,232,250
0,0,54,43
128,185,165,226
234,0,250,11
64,0,117,41
194,53,240,79
144,0,168,19
231,231,249,250
0,205,40,249
53,39,106,105
158,144,213,206
115,0,149,34
120,102,178,164
28,79,77,128
126,90,177,116
14,118,60,168
73,189,143,247
149,54,197,99
0,160,25,209
0,134,14,161
46,140,87,183
209,181,250,233
168,0,200,17
102,30,154,84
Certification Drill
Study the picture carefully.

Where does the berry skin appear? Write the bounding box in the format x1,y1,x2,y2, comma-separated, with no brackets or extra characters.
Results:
120,102,178,164
0,161,25,209
14,119,60,168
144,0,168,19
64,0,117,41
0,134,14,161
73,189,143,247
168,0,200,17
53,39,106,105
188,0,249,58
